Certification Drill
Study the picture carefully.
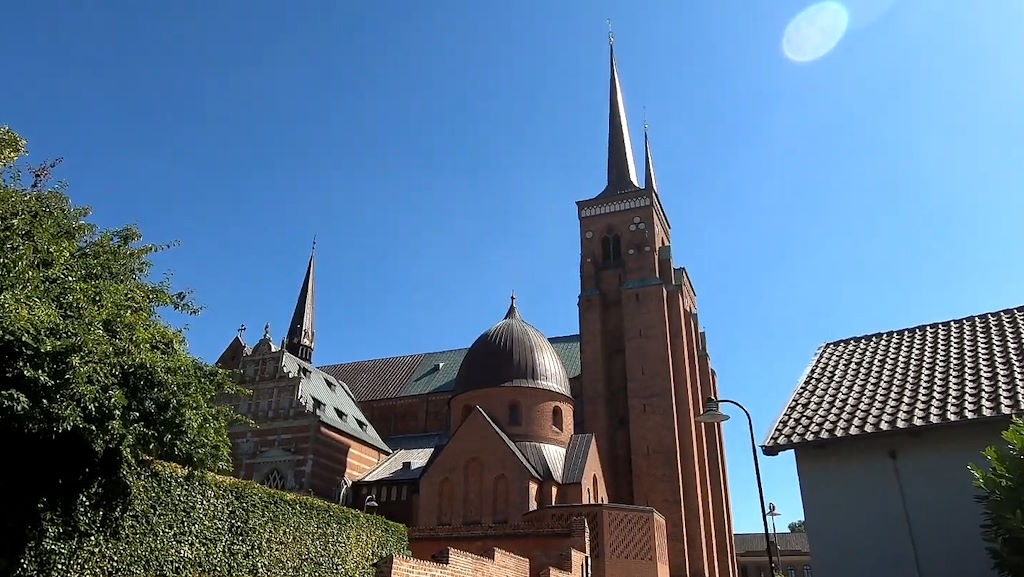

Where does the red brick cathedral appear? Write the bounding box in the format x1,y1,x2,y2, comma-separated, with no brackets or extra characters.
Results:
217,40,735,577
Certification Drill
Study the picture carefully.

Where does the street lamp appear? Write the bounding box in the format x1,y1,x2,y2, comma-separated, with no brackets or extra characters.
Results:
696,397,777,575
767,502,781,560
364,494,379,515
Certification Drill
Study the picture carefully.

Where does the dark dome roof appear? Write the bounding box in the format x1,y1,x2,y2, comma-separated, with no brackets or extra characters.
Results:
453,297,572,398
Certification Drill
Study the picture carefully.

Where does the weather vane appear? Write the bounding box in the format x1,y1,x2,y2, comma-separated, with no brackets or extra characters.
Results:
607,18,614,45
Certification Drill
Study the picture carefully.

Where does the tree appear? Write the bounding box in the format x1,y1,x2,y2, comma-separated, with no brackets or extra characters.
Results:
0,127,245,572
971,416,1024,577
788,519,805,533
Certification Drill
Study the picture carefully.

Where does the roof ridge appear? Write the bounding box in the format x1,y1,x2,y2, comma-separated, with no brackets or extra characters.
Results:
476,407,542,479
762,343,827,454
317,335,582,369
825,304,1024,346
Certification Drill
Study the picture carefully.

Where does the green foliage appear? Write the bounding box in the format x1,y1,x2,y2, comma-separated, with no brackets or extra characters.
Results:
17,461,408,577
971,416,1024,577
787,519,805,533
0,127,246,571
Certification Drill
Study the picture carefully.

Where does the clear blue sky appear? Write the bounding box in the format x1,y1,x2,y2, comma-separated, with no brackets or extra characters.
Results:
5,0,1024,534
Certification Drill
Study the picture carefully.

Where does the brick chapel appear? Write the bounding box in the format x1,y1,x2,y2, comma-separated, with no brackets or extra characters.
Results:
216,39,736,577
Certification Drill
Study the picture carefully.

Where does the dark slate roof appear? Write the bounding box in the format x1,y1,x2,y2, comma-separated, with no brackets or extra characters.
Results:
562,434,594,484
357,447,435,482
764,305,1024,455
734,533,810,555
319,335,580,402
452,300,573,398
284,355,390,453
516,442,567,483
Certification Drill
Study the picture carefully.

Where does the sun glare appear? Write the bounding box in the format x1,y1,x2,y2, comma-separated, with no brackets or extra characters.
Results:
782,1,850,63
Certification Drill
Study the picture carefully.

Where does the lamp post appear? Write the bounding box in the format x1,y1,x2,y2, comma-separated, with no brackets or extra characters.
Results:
695,397,776,575
767,502,781,565
364,494,379,515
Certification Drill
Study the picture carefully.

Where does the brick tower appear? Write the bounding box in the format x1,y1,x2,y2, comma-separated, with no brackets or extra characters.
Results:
577,37,736,577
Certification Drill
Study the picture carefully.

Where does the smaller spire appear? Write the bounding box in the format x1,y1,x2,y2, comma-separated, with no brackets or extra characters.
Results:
643,121,657,193
505,291,522,321
285,244,316,363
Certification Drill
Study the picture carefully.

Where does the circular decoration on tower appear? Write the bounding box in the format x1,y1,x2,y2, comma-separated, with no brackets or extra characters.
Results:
585,231,593,239
638,222,646,230
629,224,637,231
632,216,641,224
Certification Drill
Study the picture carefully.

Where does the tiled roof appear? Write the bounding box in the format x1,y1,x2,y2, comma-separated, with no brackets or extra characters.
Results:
734,532,809,555
516,441,567,483
764,305,1024,455
357,433,448,483
320,335,581,402
284,355,391,453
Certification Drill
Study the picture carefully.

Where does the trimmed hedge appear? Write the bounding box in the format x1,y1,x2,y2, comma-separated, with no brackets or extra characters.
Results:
18,461,407,577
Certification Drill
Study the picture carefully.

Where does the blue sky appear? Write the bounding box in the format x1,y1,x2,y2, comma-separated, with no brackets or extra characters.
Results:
5,0,1024,533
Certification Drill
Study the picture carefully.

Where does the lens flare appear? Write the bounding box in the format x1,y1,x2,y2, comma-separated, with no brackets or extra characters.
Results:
782,1,850,63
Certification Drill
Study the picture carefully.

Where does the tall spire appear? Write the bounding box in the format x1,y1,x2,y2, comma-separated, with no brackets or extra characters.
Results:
643,121,657,193
285,241,316,362
603,27,639,196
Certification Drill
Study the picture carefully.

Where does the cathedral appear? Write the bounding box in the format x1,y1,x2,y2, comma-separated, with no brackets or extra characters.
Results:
216,39,735,577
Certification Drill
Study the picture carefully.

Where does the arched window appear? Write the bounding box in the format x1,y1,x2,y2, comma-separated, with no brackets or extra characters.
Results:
262,469,285,490
591,474,599,504
803,565,813,577
508,402,522,426
552,406,563,432
461,405,473,425
787,568,796,577
601,236,612,263
610,234,622,261
463,458,483,524
492,475,509,523
438,478,453,525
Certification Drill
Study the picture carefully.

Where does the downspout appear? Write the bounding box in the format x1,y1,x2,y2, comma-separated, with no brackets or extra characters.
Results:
888,449,923,577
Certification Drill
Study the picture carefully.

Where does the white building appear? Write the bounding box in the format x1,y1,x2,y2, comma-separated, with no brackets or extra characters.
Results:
763,305,1024,577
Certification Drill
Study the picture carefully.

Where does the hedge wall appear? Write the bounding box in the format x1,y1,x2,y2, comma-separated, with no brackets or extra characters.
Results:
17,461,408,577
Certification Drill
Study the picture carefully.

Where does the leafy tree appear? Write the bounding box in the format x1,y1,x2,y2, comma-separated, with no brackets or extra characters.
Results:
788,519,805,533
971,416,1024,577
0,127,245,573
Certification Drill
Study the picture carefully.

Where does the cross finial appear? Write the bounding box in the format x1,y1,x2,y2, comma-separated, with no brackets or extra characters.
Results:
607,18,614,45
237,323,247,338
263,322,271,340
643,106,648,133
510,290,516,306
311,234,317,254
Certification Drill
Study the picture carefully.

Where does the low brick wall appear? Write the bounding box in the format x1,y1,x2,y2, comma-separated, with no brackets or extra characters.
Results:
377,547,530,577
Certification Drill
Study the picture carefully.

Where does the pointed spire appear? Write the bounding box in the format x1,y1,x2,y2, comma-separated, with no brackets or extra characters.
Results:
504,291,522,321
643,121,657,193
285,242,316,362
603,26,639,196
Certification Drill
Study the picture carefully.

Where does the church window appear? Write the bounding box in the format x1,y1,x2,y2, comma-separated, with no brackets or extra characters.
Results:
591,474,599,504
263,469,286,490
610,234,622,260
508,402,522,426
438,478,453,525
492,474,508,523
552,406,563,432
463,458,483,524
601,236,612,262
787,568,796,577
803,566,812,577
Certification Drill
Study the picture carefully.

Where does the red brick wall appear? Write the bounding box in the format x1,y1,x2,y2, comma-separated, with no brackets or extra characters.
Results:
378,547,533,577
450,388,574,447
361,393,451,438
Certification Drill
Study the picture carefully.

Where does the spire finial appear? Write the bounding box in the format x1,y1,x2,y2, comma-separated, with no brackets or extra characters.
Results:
237,323,247,339
607,18,614,45
263,322,271,340
504,291,522,321
643,118,658,193
510,290,516,306
643,106,648,133
311,234,317,254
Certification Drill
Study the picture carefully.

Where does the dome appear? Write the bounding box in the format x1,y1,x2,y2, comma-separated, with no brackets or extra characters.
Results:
453,297,572,398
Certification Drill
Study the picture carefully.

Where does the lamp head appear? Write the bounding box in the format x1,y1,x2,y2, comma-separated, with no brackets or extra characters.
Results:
695,397,730,424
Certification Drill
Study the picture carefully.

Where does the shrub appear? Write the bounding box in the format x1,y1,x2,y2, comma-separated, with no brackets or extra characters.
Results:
17,461,408,577
970,416,1024,577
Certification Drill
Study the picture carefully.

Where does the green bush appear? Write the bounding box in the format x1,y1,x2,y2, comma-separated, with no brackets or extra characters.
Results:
17,461,408,577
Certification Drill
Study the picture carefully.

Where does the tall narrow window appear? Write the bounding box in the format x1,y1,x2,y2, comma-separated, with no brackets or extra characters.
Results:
592,474,599,504
601,236,612,263
552,406,563,432
508,402,522,426
802,566,812,577
610,234,622,261
492,475,509,523
438,478,453,525
463,458,483,524
787,568,796,577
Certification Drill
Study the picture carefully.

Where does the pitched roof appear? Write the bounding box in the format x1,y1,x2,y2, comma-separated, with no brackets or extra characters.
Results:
319,335,581,402
284,354,391,453
734,532,809,555
356,433,447,483
515,441,567,483
562,434,594,484
764,305,1024,455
